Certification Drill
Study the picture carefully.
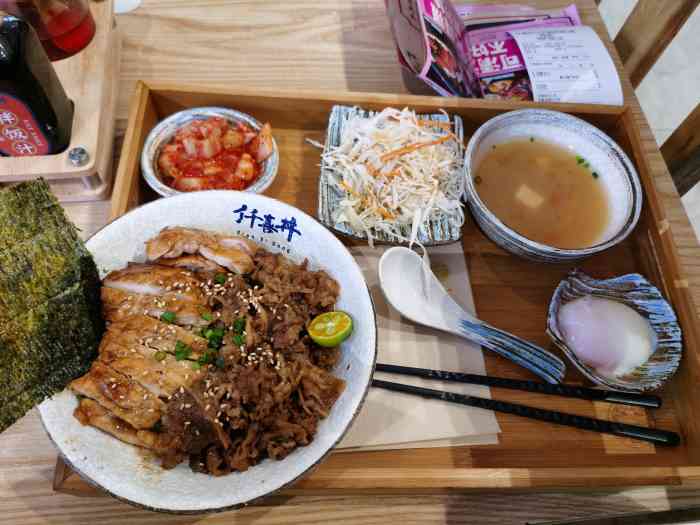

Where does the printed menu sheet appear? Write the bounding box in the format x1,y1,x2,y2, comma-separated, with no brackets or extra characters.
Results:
509,26,623,105
338,244,501,450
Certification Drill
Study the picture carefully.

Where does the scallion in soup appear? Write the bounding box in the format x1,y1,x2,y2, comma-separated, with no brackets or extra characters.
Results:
474,139,610,249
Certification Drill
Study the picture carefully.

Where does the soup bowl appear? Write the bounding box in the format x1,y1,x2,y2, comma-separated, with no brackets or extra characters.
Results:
464,109,643,263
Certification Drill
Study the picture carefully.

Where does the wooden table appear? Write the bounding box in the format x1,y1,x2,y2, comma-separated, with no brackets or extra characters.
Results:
3,1,700,523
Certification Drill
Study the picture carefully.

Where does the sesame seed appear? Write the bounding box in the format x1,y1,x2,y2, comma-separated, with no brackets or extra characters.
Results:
148,408,155,412
184,421,191,426
184,404,192,409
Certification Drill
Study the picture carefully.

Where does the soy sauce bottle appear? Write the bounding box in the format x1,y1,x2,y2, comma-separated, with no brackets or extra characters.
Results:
0,14,73,156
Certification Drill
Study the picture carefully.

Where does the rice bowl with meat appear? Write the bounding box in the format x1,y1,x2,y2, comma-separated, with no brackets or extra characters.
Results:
39,192,377,513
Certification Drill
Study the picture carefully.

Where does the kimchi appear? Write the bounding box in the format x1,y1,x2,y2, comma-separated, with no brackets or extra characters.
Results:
157,117,274,192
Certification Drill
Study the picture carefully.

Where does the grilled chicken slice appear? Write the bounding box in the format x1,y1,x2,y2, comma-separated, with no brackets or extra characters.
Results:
155,255,227,274
104,263,205,302
74,399,175,453
103,315,208,357
145,227,257,274
101,287,211,326
74,398,145,447
98,341,204,398
70,361,164,429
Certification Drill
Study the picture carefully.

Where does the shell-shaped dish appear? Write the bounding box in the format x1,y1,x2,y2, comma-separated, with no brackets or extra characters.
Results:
547,270,682,392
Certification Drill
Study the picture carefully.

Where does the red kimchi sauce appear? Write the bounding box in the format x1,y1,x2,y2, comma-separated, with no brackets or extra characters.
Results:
157,117,273,192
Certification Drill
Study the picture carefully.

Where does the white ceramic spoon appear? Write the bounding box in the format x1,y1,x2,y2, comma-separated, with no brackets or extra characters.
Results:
378,247,566,384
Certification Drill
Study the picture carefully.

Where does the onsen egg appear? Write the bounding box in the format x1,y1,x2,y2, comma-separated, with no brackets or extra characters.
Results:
557,295,656,378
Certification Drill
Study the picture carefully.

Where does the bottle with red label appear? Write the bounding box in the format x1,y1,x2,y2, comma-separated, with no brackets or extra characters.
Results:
0,14,74,156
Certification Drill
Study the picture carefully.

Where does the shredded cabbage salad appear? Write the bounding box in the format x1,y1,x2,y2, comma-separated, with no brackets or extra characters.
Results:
320,107,465,246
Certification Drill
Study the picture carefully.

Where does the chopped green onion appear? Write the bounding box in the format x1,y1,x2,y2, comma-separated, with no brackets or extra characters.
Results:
583,161,590,168
211,327,225,338
174,340,192,361
576,155,585,165
152,420,163,433
233,317,246,333
208,338,223,350
154,351,167,361
592,172,599,179
160,311,176,324
201,311,213,322
232,333,245,346
204,328,214,339
191,362,201,371
214,273,227,285
529,136,535,142
215,356,226,369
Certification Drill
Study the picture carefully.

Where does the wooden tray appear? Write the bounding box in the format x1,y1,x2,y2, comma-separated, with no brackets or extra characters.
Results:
0,0,119,202
56,82,700,495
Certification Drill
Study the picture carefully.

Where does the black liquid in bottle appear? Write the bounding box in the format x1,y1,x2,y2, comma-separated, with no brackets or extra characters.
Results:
0,15,73,156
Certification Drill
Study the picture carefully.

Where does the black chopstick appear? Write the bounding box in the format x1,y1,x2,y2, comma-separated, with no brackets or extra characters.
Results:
375,363,662,409
372,379,680,447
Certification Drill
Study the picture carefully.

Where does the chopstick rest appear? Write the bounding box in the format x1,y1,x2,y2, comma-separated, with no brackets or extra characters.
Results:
375,363,662,409
371,379,680,447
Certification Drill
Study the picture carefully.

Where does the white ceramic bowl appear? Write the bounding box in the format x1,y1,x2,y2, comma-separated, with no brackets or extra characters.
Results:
39,191,377,513
141,107,280,198
464,109,643,263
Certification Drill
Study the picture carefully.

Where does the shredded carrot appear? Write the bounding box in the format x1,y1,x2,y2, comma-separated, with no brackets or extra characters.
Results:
379,207,395,220
365,162,382,178
380,135,453,162
339,180,359,197
418,121,452,131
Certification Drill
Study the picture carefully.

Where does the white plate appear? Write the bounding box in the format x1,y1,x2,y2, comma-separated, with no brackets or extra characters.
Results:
39,191,377,513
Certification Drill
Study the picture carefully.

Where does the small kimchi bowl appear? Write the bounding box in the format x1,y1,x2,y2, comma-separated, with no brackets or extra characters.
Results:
464,109,643,263
141,107,279,198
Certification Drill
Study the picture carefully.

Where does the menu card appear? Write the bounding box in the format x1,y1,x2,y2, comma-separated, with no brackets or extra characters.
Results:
338,244,501,450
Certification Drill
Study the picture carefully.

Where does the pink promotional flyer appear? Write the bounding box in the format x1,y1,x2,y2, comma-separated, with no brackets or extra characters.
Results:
385,1,622,105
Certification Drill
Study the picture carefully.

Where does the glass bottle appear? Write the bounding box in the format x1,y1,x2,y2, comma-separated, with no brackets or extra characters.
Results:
0,14,74,156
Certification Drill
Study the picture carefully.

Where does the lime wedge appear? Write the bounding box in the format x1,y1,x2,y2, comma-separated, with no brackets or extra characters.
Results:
308,311,353,348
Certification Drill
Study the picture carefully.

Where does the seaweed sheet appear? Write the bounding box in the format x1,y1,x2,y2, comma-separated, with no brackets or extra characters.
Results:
0,180,103,433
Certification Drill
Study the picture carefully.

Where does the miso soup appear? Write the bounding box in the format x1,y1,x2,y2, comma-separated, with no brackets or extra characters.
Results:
474,139,610,249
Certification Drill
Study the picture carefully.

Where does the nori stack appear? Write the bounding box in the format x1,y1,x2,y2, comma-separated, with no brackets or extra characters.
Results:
0,180,103,433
